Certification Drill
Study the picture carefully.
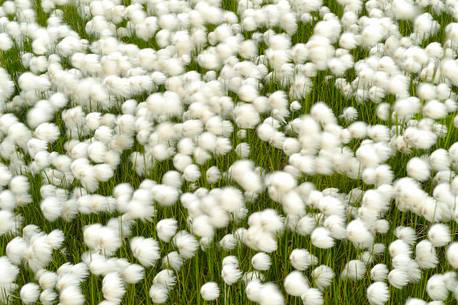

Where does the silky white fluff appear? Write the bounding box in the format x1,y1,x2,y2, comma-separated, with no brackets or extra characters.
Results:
311,265,335,290
428,224,451,247
183,164,201,182
130,237,160,267
388,269,409,289
415,240,438,269
149,284,168,304
37,270,57,290
290,249,318,271
389,239,412,258
395,226,417,246
405,298,427,305
218,232,237,250
121,264,144,284
40,288,57,305
311,227,334,249
301,288,323,305
153,269,176,289
341,260,366,280
366,282,389,305
162,251,183,271
83,224,121,255
156,218,178,243
429,149,450,172
296,215,317,235
0,211,22,236
284,271,309,296
426,274,448,301
370,264,389,282
221,263,242,285
173,231,199,259
20,283,40,305
40,197,63,221
59,286,84,305
251,252,271,271
406,157,430,181
446,243,458,268
346,219,374,249
6,237,26,265
259,282,285,305
246,279,263,303
200,282,220,301
102,272,125,304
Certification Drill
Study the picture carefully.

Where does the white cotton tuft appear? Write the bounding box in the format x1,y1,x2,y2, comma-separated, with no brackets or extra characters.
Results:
426,274,448,301
311,265,335,290
59,286,85,305
173,230,199,259
296,215,316,235
251,252,271,271
221,263,242,285
395,226,417,246
342,260,366,280
311,227,334,249
37,270,57,290
405,298,427,305
290,248,318,271
415,240,438,269
153,269,176,289
130,237,160,267
183,164,201,182
40,288,57,305
370,264,389,282
219,234,237,250
6,237,27,265
20,283,40,305
388,269,409,289
102,272,125,304
346,219,374,249
446,243,458,268
149,284,168,304
121,264,144,284
156,218,178,242
406,157,430,181
200,282,220,301
367,282,389,305
0,256,19,283
162,251,183,271
40,197,63,221
301,288,323,305
259,282,285,305
428,224,451,247
284,271,309,297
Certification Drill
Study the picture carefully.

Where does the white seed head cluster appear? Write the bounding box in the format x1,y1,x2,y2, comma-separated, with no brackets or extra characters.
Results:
0,0,457,304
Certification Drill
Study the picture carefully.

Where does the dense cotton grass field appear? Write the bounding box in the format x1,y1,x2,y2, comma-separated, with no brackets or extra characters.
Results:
2,0,458,305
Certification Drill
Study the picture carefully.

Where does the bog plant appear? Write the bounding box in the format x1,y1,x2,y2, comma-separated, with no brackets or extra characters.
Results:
0,0,458,305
